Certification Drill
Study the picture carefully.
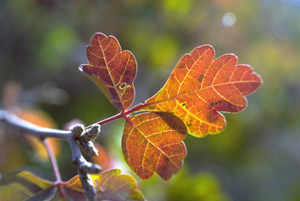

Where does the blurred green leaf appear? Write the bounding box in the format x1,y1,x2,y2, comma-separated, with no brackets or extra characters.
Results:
38,25,79,70
150,35,178,70
0,171,54,201
163,0,191,19
167,168,231,201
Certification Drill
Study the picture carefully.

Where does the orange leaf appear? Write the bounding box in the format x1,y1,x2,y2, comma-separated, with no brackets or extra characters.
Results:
123,112,187,180
65,169,144,201
140,45,262,137
79,32,137,110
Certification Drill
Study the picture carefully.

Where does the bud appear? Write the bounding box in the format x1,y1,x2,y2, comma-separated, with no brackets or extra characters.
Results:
71,124,85,139
81,124,100,141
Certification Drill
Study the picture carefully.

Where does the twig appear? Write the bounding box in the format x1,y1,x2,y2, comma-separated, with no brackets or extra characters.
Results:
0,109,70,139
43,139,65,199
0,109,101,201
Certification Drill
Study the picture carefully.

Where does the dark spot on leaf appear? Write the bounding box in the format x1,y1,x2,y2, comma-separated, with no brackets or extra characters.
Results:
178,62,186,68
198,75,205,82
181,103,186,107
120,83,126,89
186,123,192,127
214,101,219,105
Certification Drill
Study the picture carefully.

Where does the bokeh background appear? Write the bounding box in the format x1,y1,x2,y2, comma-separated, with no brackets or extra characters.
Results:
1,0,300,200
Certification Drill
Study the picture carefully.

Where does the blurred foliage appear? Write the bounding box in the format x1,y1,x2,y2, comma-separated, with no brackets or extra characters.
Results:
0,171,54,201
1,0,300,200
18,108,61,162
166,168,230,201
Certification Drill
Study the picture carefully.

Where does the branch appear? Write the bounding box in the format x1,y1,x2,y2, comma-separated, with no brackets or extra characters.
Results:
0,109,70,139
0,109,101,201
89,103,148,129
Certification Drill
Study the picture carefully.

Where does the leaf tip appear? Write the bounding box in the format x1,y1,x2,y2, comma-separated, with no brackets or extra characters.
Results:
199,44,215,53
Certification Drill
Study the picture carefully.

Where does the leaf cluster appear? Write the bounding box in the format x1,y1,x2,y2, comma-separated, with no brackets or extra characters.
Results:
80,32,262,180
0,32,262,201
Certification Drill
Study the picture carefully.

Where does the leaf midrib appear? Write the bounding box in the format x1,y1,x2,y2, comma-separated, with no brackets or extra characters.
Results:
145,79,260,108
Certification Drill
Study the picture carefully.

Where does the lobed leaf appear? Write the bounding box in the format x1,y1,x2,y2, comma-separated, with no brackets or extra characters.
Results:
65,169,144,201
123,112,187,180
140,45,262,137
79,32,137,110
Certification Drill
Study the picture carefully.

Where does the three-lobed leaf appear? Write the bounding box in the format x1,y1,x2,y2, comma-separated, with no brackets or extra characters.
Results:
79,32,137,110
80,33,262,181
139,45,262,137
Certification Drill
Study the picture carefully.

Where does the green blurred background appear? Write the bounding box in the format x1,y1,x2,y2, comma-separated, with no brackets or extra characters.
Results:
1,0,300,200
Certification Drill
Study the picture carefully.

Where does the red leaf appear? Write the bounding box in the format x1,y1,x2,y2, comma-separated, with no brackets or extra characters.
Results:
123,112,187,180
140,45,262,137
79,32,137,110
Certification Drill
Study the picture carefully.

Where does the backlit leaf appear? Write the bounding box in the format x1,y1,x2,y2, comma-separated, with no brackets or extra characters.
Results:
140,45,262,137
123,112,187,180
0,171,54,201
79,32,137,110
64,169,144,201
95,169,144,201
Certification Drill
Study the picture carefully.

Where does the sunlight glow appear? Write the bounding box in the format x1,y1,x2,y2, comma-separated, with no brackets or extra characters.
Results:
222,12,237,28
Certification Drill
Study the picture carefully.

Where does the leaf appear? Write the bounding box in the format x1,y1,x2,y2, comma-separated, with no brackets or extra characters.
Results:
123,112,187,180
79,32,137,110
94,169,144,201
0,171,54,201
25,186,57,201
140,45,262,137
64,169,144,201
